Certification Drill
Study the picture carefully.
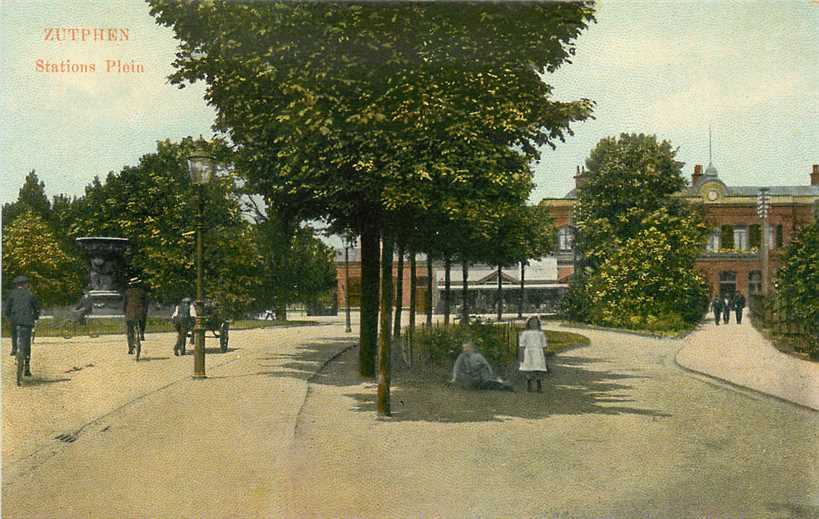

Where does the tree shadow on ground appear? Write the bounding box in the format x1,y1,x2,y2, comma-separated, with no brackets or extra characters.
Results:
256,338,355,381
312,347,671,423
21,376,71,386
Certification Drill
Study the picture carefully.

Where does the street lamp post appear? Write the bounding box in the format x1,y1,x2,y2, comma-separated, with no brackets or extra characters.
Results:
757,188,771,296
187,140,216,379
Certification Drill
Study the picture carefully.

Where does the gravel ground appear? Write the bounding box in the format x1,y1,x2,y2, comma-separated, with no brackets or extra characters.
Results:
274,326,819,519
3,318,817,518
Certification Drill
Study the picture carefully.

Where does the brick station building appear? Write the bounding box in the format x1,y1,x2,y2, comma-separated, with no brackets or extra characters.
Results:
541,163,819,298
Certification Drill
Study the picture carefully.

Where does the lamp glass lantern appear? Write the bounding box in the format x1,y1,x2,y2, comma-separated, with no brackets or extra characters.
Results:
187,143,216,185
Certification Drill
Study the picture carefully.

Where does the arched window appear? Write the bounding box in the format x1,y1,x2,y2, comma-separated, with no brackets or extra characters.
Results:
557,227,575,252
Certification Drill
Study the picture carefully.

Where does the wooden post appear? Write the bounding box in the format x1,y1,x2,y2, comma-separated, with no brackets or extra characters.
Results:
393,242,404,337
461,261,469,324
409,250,416,367
426,255,433,327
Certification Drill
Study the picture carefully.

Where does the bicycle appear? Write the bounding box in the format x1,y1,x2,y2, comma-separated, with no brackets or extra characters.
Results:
57,312,100,339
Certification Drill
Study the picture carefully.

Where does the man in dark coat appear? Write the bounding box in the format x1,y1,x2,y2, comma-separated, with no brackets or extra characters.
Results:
123,278,146,354
3,276,40,380
733,291,746,324
711,296,723,326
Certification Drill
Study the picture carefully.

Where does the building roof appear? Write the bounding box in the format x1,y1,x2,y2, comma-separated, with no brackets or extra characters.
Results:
682,184,819,197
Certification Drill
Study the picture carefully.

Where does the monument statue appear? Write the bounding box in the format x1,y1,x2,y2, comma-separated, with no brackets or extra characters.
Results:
76,237,130,316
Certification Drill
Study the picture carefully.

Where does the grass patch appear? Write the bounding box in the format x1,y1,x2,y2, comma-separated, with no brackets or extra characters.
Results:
406,322,590,371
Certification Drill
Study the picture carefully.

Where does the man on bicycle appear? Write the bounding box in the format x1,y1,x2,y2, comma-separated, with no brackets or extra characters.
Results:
172,297,195,356
4,275,40,383
123,277,146,355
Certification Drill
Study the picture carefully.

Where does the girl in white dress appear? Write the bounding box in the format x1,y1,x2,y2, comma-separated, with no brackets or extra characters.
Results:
518,316,549,392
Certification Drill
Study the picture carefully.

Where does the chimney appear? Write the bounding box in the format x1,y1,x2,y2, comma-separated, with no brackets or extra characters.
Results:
811,164,819,186
574,165,588,191
692,164,703,185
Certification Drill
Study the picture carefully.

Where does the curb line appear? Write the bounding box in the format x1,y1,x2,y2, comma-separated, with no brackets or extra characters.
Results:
672,347,818,413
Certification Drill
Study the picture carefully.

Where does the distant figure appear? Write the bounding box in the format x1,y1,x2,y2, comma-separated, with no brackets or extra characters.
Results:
73,290,93,326
450,340,514,392
123,278,146,355
722,295,731,324
733,291,746,324
172,297,196,356
3,276,40,383
518,316,549,393
711,296,723,326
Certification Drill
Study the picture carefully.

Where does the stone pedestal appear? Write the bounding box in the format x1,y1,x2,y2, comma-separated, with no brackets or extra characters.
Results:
76,237,129,316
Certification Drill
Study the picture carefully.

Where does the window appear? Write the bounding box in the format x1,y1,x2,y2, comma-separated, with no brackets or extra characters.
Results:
776,224,783,248
733,226,748,251
748,271,762,295
749,224,761,249
719,271,736,297
707,228,721,252
557,227,575,252
720,225,734,249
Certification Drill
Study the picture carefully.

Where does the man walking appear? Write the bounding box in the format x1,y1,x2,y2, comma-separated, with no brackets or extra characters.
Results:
172,297,195,356
711,295,723,326
123,277,146,354
722,294,731,324
4,276,40,383
733,291,746,324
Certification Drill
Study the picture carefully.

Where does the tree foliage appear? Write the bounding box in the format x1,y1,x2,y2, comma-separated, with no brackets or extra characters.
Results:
775,222,819,337
564,133,708,329
2,210,82,306
69,139,261,315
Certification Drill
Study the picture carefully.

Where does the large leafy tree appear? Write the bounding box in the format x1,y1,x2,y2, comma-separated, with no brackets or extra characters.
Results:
2,210,82,306
2,170,51,227
148,2,596,395
774,223,819,343
255,216,337,319
566,133,708,328
69,139,261,316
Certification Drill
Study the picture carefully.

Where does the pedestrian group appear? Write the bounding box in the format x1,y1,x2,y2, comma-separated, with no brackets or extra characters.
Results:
711,291,746,326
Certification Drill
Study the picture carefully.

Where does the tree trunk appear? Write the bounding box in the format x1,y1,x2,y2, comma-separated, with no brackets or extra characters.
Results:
426,255,433,327
496,264,503,322
444,256,452,325
518,261,526,318
382,239,394,340
377,236,394,417
409,250,416,365
393,242,404,337
461,261,469,324
359,222,380,377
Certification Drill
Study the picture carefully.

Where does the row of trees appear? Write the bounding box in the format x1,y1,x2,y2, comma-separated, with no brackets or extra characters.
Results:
148,1,597,414
2,146,337,316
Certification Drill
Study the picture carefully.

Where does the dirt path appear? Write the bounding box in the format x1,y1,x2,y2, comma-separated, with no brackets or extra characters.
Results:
274,326,819,519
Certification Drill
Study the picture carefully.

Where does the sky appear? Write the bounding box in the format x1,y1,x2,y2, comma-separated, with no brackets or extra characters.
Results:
1,0,818,207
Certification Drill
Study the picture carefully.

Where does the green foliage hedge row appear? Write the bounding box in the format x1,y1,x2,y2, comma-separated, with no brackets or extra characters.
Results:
408,320,590,370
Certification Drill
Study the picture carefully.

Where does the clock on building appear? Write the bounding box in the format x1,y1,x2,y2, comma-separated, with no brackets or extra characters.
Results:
707,190,719,201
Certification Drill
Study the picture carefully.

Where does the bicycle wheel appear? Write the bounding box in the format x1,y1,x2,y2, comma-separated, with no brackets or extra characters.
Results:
134,326,142,361
16,345,24,386
61,321,73,339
